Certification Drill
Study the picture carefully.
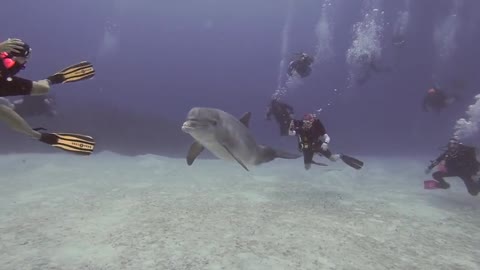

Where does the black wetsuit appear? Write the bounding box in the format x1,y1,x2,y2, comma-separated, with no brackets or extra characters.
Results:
422,89,450,112
0,57,33,97
287,56,314,78
266,100,294,136
290,119,333,165
428,144,480,196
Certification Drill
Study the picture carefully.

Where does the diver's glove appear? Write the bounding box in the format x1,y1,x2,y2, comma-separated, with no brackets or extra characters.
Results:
425,162,435,174
320,142,328,151
0,38,25,54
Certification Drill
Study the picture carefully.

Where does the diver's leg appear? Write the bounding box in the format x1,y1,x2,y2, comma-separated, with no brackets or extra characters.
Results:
317,147,340,161
0,77,50,97
459,175,479,196
0,104,41,138
30,79,50,95
0,77,33,97
432,171,452,189
303,150,314,170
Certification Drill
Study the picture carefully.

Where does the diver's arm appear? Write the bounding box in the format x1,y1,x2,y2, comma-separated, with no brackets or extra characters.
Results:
0,38,25,54
314,120,329,148
428,153,447,170
287,61,298,76
287,65,294,76
321,134,331,144
426,155,443,174
288,120,300,136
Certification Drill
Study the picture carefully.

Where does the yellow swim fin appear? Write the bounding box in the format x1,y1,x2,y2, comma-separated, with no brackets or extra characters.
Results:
39,131,95,155
47,61,95,85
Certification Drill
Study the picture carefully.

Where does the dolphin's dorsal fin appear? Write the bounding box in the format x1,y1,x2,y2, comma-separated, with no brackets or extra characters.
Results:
222,144,249,171
239,112,251,128
186,141,205,165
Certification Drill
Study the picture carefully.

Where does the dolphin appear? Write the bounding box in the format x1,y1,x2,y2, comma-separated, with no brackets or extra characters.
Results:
181,107,301,171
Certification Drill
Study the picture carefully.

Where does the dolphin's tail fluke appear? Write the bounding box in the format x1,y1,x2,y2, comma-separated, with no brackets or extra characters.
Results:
256,145,301,165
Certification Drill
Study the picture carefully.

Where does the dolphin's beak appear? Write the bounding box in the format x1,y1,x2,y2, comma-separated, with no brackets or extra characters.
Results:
182,118,210,133
182,119,204,133
181,120,194,133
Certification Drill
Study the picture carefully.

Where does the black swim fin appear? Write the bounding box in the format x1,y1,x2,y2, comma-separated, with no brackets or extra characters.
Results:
38,132,95,155
47,61,95,85
340,154,364,170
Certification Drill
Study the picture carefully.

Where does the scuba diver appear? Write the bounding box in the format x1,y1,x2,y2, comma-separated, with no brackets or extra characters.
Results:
288,113,364,170
0,95,57,118
265,98,294,136
422,87,458,113
0,38,95,97
425,138,480,196
0,38,96,155
287,53,314,78
354,53,392,86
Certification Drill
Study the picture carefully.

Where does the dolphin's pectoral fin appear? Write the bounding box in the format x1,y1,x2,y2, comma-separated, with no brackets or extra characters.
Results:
239,112,252,128
222,144,249,171
186,141,205,165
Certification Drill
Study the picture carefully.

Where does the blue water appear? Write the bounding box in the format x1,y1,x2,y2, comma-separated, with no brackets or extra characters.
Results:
0,0,478,157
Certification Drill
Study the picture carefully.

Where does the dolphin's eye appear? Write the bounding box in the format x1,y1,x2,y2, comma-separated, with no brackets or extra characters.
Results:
210,120,217,126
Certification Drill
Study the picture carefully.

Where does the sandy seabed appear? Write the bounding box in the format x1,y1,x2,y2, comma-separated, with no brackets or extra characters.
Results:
0,152,479,270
